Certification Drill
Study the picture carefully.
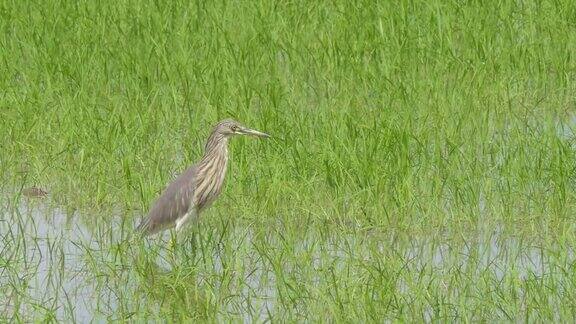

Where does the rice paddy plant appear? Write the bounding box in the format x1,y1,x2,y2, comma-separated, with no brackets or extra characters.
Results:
1,0,576,321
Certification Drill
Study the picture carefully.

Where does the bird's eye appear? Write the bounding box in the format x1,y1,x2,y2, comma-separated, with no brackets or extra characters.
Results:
231,125,238,132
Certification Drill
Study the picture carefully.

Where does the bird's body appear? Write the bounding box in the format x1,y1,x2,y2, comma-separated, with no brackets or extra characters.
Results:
137,119,269,236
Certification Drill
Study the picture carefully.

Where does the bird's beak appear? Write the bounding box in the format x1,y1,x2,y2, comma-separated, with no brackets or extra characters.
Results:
239,127,270,138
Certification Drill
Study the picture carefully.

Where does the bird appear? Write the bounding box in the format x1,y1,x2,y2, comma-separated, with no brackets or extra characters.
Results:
136,119,270,236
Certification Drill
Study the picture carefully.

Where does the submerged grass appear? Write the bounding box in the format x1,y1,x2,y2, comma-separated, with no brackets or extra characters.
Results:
1,0,576,321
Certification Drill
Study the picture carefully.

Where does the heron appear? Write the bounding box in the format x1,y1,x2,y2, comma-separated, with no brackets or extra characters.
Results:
136,119,270,236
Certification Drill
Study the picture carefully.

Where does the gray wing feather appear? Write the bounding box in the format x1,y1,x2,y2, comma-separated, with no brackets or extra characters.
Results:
137,165,197,235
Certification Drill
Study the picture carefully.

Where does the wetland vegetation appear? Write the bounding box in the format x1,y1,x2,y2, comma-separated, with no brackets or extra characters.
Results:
1,0,576,322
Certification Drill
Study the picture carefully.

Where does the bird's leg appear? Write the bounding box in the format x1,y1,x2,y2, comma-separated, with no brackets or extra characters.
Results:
174,228,198,264
177,231,197,262
175,209,199,252
175,211,192,232
176,208,198,232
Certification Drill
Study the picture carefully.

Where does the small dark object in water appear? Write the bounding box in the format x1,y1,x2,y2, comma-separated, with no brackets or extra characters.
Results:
22,187,48,198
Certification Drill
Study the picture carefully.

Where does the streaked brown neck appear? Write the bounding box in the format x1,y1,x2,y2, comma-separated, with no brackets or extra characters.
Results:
194,133,230,210
201,133,229,163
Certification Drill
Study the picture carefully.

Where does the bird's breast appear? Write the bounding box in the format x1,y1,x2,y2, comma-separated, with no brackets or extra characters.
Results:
194,153,228,211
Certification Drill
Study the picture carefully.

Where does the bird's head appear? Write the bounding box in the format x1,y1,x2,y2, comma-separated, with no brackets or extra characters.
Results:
215,119,270,138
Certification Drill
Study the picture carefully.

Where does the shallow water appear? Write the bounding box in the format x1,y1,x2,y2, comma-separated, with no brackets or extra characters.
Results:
557,113,576,144
0,198,571,321
1,200,110,321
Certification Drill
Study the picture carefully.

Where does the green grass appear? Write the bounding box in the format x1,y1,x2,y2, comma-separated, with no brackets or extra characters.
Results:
1,0,576,321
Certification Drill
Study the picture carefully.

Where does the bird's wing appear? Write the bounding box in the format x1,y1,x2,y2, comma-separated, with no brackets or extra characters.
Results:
137,165,197,235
